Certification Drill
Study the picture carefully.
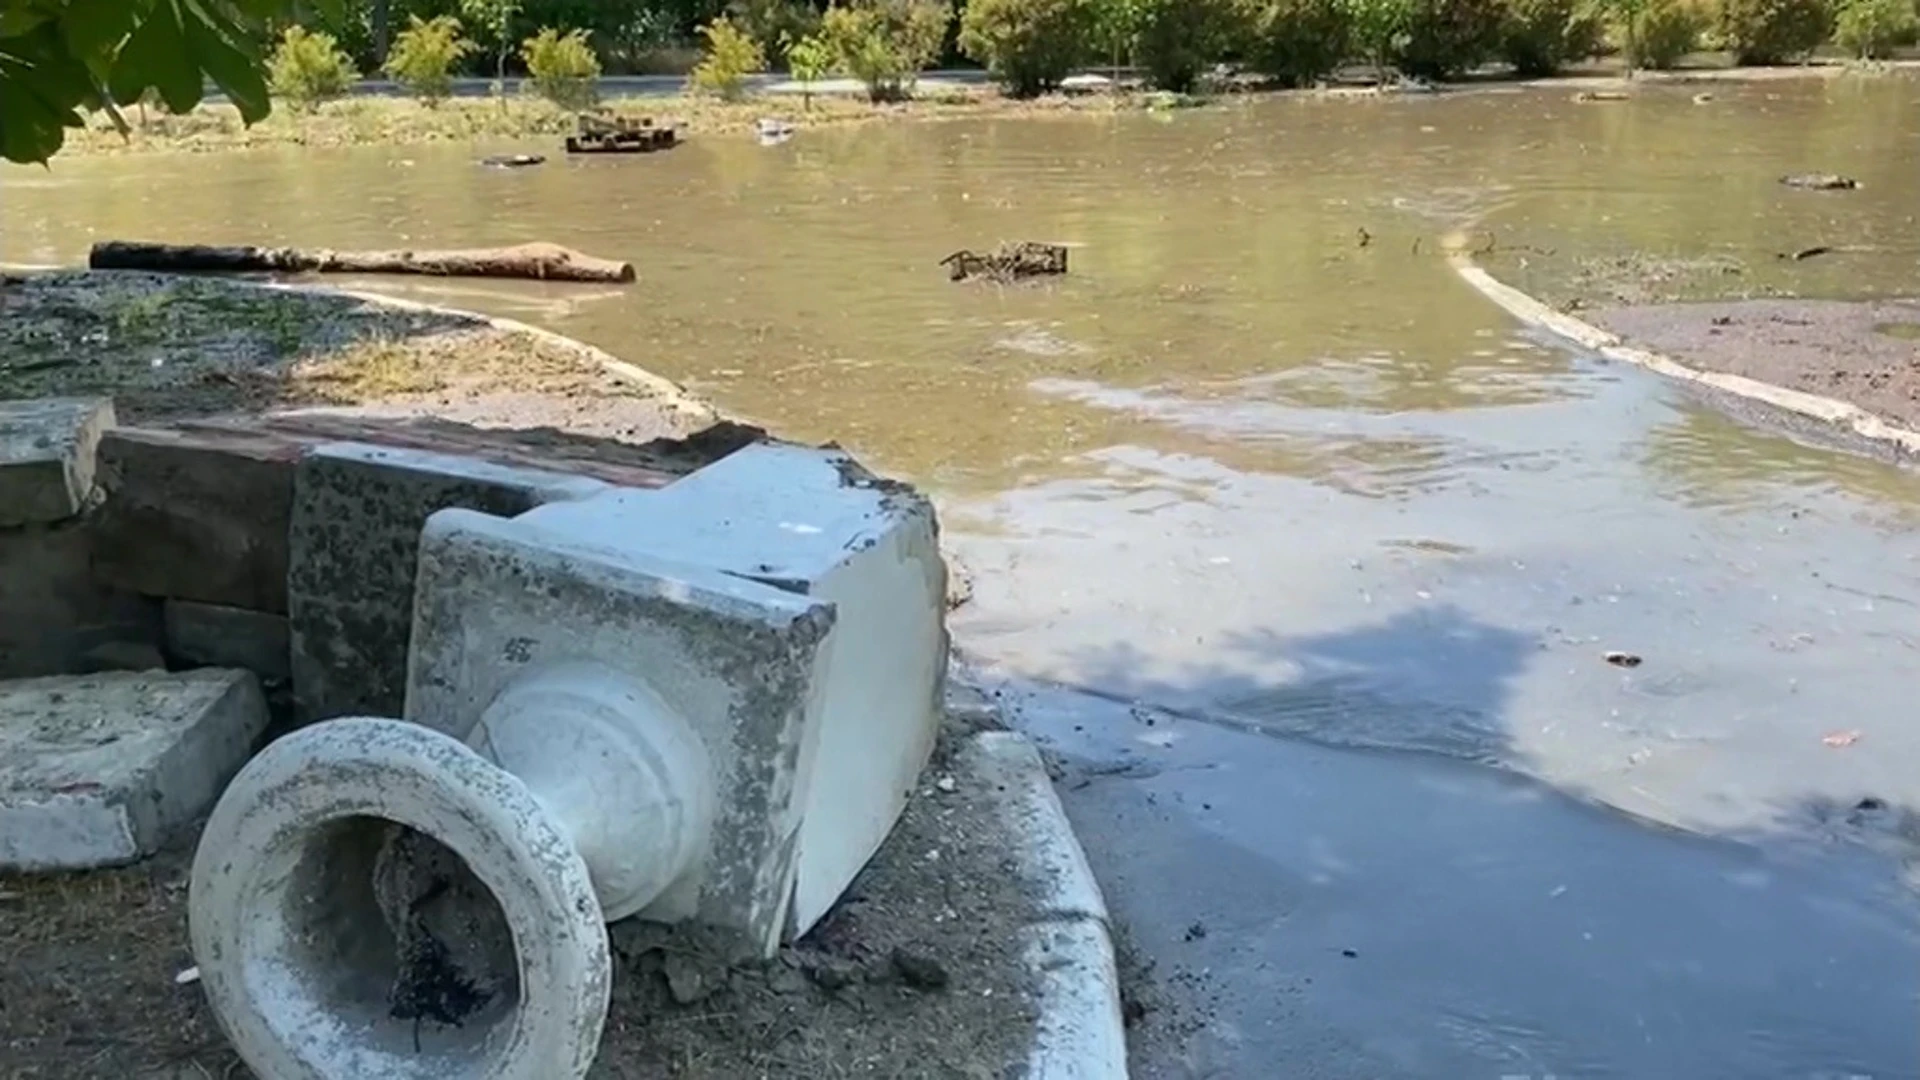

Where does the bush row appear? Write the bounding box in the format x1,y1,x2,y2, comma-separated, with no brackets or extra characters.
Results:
948,0,1916,94
268,15,601,109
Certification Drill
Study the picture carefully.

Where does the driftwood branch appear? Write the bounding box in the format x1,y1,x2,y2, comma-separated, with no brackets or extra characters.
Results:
941,242,1069,283
88,241,636,284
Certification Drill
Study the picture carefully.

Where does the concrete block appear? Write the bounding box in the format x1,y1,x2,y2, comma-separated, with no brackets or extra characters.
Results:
515,443,950,939
0,518,161,680
164,599,291,681
0,668,269,870
407,507,838,957
89,426,304,612
0,397,114,526
286,442,607,725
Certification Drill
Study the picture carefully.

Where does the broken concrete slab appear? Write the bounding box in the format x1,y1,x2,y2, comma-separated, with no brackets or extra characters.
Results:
406,506,838,958
0,669,269,871
89,426,305,612
0,397,114,527
164,599,291,681
286,442,609,725
514,442,951,940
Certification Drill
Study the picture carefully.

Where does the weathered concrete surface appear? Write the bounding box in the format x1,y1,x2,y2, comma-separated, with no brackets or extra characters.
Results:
517,443,951,939
0,516,161,680
407,506,836,957
286,442,606,724
163,599,291,680
189,717,610,1080
0,397,113,527
88,425,304,612
0,669,267,870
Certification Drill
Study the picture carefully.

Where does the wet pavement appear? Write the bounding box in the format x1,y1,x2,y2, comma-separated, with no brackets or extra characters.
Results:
6,73,1920,1077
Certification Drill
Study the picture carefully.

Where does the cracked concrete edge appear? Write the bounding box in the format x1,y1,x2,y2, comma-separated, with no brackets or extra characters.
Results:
961,729,1130,1080
1448,254,1920,460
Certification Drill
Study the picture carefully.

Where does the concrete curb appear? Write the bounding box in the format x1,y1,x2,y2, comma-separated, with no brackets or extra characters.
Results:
1447,253,1920,461
961,730,1130,1080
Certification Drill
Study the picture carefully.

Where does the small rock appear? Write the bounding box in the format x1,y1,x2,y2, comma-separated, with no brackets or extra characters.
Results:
174,965,200,986
769,965,810,996
661,951,716,1005
891,946,950,991
805,957,859,992
935,775,958,793
1603,651,1642,668
1184,921,1208,942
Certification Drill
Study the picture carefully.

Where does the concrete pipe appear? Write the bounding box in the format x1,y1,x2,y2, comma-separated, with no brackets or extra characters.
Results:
188,661,716,1080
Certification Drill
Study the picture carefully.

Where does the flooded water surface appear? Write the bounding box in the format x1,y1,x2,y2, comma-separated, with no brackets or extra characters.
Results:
7,73,1920,1078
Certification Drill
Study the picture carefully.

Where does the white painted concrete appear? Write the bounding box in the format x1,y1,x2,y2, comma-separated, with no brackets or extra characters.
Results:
962,731,1129,1080
0,396,114,526
0,669,267,870
407,505,837,957
466,659,715,922
517,443,950,939
189,717,609,1080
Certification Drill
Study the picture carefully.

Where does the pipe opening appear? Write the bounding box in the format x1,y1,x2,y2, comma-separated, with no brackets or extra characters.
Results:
246,814,523,1075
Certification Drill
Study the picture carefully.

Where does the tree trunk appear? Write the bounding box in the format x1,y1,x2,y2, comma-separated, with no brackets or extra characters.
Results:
373,0,390,65
88,241,637,284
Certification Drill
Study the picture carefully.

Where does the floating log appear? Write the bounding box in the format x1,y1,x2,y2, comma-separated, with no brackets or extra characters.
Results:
88,241,636,284
941,242,1069,284
1780,173,1857,191
481,153,545,168
1573,90,1630,102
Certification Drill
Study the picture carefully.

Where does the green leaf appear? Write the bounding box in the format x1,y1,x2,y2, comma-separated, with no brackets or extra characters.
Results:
0,4,54,39
0,23,97,163
181,0,270,123
60,0,145,66
109,0,203,112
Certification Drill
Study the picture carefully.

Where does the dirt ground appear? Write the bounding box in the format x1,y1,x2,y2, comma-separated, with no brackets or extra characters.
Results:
0,711,1041,1080
1593,296,1920,431
0,270,709,444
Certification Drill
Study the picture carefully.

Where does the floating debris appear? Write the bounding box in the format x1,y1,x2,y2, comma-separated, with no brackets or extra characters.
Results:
1603,650,1643,668
940,242,1069,284
566,112,678,155
1574,90,1630,102
756,118,796,145
1780,173,1857,191
480,153,545,168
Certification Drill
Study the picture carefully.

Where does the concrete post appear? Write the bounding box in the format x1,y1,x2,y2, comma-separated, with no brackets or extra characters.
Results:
187,659,715,1080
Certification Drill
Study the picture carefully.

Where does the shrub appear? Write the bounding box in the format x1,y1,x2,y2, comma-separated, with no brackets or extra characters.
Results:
268,25,360,110
1832,0,1917,55
1395,0,1507,78
1241,0,1353,86
785,31,836,107
521,28,601,109
819,0,952,101
1133,0,1245,91
1089,0,1150,70
384,15,477,105
1341,0,1415,79
691,16,766,100
1716,0,1831,62
1612,0,1702,67
959,0,1096,97
732,0,824,58
1499,0,1605,74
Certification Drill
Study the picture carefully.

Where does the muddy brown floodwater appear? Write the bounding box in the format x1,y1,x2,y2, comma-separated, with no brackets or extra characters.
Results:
7,72,1920,1079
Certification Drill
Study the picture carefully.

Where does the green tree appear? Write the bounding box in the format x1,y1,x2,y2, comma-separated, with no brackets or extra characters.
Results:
1340,0,1414,81
0,0,335,165
268,24,360,110
460,0,522,80
1133,0,1242,91
1832,0,1918,57
1240,0,1352,87
690,13,764,98
960,0,1095,97
521,25,599,107
383,13,476,103
784,29,834,108
818,0,949,101
1088,0,1146,71
1717,0,1832,62
1498,0,1603,75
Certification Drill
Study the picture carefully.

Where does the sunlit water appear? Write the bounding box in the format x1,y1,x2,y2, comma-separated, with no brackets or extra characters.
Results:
7,74,1920,1077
